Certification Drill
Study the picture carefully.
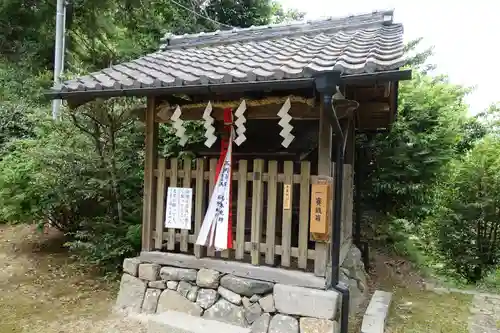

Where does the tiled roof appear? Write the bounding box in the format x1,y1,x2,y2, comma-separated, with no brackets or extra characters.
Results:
54,9,405,94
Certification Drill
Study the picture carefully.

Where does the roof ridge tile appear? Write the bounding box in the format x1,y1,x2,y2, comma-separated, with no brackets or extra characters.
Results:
160,9,395,50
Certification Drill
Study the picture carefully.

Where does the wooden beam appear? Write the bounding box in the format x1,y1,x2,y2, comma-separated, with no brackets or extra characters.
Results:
334,99,359,119
167,233,317,260
134,101,390,123
357,118,390,131
389,81,398,125
140,251,326,289
142,96,159,251
156,167,339,185
156,101,318,122
356,102,390,115
356,102,391,130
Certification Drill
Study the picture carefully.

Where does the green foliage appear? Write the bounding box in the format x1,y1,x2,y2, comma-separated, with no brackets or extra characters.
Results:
454,116,488,154
0,59,52,102
0,0,299,73
1,0,499,287
0,102,37,155
0,99,146,269
205,0,303,27
361,38,499,285
477,268,500,293
0,60,52,154
159,121,205,158
0,0,294,270
0,111,103,230
363,72,469,219
431,136,500,282
403,37,436,74
477,103,500,135
269,1,305,23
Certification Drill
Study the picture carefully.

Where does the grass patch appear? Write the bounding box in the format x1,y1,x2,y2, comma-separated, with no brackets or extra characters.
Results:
386,288,471,333
368,250,473,333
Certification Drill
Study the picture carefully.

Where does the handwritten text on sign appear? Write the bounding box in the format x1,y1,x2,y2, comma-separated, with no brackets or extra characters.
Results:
283,184,292,210
309,183,329,235
165,187,193,230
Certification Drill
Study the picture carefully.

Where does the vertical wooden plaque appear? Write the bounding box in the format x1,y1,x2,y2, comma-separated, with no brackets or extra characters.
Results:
283,184,292,210
309,183,329,235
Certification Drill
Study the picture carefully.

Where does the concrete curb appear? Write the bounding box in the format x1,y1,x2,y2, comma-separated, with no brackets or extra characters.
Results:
360,290,392,333
424,283,500,300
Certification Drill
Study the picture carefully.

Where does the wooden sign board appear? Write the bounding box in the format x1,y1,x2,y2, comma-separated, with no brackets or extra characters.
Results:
283,184,292,210
309,183,330,235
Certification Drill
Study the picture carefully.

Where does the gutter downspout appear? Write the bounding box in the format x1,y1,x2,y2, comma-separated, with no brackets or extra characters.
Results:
316,72,350,333
331,113,350,333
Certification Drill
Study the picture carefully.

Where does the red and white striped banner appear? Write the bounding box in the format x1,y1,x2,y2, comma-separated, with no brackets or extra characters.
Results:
195,108,233,250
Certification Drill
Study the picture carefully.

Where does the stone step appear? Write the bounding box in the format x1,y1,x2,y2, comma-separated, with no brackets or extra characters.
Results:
147,311,251,333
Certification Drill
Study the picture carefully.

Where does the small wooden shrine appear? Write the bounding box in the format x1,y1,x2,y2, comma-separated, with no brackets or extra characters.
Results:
49,9,411,285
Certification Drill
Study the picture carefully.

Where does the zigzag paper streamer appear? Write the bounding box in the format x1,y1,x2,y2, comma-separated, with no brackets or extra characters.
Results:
203,101,217,148
171,105,188,146
333,85,345,100
234,100,247,146
277,97,294,148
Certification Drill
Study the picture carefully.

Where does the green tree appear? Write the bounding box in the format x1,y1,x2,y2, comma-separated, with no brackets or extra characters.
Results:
433,136,500,282
206,0,303,27
363,72,469,218
0,99,146,268
477,103,500,135
454,116,488,155
0,0,300,73
0,60,52,154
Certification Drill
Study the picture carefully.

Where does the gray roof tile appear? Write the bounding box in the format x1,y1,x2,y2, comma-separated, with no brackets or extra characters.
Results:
54,9,406,94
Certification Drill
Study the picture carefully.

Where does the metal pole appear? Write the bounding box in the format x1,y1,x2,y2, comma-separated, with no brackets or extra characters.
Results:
52,0,65,120
61,2,66,72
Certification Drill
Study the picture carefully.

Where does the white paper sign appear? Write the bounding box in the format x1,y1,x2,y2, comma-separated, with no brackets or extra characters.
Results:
165,187,193,230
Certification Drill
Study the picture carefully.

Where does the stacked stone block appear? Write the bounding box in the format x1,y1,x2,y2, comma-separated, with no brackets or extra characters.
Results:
116,245,368,333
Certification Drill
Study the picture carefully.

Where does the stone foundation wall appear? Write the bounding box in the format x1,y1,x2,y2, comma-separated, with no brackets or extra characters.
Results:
115,245,368,333
339,245,369,312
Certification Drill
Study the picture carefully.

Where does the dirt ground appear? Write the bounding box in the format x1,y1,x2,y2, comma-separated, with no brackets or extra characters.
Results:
0,224,146,333
1,224,497,333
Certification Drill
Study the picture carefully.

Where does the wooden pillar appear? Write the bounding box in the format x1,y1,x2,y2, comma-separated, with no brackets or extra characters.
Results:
315,96,332,277
344,120,355,166
142,96,159,251
340,119,355,255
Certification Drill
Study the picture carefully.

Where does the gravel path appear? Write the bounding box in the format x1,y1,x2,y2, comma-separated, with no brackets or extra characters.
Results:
469,293,500,333
427,284,500,333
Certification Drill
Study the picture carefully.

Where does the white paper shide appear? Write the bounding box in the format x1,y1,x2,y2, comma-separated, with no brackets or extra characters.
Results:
165,187,193,230
195,131,233,250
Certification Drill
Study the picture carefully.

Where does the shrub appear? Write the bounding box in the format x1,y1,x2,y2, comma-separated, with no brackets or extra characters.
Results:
360,73,468,221
0,111,103,230
432,136,500,282
0,100,146,270
477,267,500,292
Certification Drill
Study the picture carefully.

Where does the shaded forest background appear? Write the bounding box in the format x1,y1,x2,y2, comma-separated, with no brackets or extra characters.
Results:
0,0,499,289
